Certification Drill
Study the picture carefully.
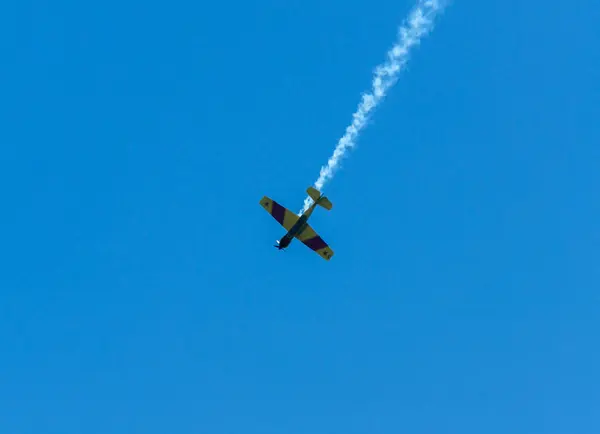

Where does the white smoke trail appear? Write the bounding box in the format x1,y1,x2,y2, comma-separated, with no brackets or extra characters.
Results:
300,0,446,213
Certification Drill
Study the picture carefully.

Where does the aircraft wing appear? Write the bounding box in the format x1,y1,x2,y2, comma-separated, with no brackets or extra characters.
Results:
296,223,334,260
259,196,300,231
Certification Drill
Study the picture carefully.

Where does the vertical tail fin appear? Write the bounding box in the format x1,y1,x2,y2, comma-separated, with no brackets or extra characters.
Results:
306,187,333,211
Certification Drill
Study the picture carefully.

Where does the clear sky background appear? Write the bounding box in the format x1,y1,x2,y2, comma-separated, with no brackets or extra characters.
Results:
1,1,599,433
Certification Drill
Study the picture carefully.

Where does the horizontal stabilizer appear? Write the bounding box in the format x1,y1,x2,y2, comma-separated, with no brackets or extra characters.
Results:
307,186,321,201
318,197,332,210
306,186,333,211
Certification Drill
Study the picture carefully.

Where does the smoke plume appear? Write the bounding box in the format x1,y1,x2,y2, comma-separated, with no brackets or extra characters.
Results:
300,0,446,213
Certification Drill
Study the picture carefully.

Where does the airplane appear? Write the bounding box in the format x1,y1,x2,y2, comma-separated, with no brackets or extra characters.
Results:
259,186,334,260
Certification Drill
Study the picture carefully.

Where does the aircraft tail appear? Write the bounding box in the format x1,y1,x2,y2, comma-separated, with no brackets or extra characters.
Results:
306,187,333,211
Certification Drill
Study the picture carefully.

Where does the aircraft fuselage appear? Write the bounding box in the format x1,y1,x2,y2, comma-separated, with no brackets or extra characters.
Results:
276,202,317,249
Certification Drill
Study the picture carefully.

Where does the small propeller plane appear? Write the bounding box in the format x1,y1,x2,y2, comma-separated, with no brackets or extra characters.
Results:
259,187,334,260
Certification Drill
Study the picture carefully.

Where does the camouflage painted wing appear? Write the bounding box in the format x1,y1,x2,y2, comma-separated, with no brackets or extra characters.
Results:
296,223,334,260
259,196,300,231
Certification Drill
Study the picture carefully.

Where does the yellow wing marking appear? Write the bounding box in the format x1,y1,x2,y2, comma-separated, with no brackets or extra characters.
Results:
259,196,299,231
296,223,334,261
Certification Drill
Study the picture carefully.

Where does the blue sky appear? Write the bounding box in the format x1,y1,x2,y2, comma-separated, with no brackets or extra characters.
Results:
1,0,599,432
